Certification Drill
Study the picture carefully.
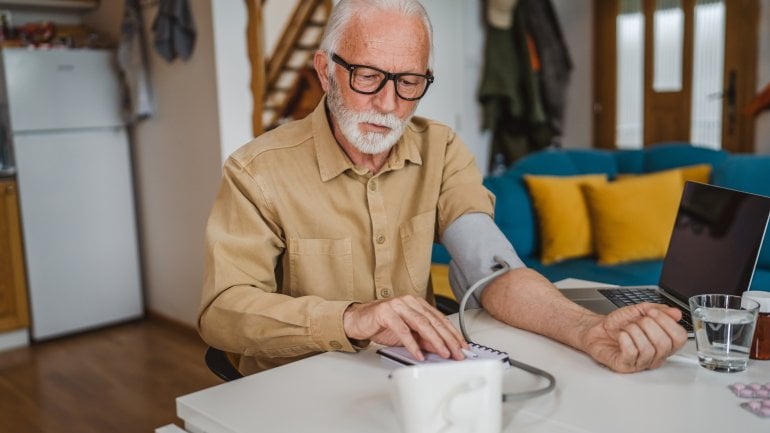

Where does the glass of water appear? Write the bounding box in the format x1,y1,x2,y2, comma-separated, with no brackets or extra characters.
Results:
689,294,760,372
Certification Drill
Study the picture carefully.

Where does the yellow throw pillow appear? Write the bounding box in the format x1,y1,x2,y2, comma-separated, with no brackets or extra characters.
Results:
583,170,683,265
678,163,711,184
616,163,712,185
524,174,608,265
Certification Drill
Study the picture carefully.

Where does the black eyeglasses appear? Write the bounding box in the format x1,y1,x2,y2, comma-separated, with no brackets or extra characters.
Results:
331,53,434,101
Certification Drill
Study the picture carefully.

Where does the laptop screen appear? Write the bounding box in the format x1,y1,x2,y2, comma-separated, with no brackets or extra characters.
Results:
659,182,770,303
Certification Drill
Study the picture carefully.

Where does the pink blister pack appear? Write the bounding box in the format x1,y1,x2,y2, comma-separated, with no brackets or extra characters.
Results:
740,399,770,419
729,382,770,399
729,383,770,419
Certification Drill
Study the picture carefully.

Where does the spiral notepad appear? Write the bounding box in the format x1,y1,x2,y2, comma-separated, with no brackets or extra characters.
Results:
377,342,509,367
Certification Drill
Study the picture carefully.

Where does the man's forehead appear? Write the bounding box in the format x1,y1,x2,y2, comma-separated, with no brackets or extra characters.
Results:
338,12,429,71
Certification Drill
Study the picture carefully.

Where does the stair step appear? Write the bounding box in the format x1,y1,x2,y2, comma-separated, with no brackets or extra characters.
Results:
294,43,319,51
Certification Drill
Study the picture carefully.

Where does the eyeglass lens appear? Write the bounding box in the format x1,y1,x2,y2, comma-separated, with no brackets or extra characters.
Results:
350,67,429,100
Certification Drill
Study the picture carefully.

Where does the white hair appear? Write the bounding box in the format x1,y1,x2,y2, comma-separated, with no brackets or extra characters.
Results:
319,0,434,76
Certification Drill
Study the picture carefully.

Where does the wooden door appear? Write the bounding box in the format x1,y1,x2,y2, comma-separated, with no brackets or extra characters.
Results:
593,0,758,152
0,179,30,332
643,0,693,145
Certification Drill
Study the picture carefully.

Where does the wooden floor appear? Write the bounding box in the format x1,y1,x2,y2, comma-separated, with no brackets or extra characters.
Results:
0,317,222,433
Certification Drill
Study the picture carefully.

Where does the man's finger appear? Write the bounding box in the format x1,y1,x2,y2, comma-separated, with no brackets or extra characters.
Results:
379,305,426,360
614,331,639,372
637,303,682,322
647,308,688,355
622,322,656,369
389,298,454,358
634,314,674,368
409,297,468,357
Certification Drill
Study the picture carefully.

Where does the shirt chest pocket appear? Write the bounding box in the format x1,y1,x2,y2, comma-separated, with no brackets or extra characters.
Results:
400,211,436,293
288,238,353,300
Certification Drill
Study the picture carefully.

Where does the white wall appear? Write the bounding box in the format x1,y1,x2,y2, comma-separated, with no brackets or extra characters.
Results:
417,0,490,169
263,0,297,58
418,0,491,172
130,1,222,327
210,2,253,160
552,0,593,149
85,0,224,327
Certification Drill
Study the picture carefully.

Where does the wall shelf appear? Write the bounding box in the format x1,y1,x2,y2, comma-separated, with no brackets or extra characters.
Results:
0,0,98,11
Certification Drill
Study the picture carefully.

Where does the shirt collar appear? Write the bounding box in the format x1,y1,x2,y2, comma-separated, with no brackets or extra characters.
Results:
312,97,423,182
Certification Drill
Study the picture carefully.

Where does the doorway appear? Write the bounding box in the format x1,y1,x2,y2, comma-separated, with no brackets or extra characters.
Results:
593,0,758,152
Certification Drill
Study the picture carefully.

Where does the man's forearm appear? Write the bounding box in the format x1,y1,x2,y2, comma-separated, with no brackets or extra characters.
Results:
199,284,356,357
479,267,603,353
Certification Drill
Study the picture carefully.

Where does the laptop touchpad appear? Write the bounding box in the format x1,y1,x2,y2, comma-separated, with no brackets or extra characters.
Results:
576,299,617,315
562,288,607,301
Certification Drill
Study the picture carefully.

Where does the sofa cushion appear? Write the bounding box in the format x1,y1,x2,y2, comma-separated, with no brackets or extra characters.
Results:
431,243,451,264
750,268,770,292
711,154,770,197
563,149,619,179
514,150,580,175
584,170,682,265
483,169,538,257
644,142,728,172
614,149,645,174
711,155,770,269
522,256,663,286
524,174,608,264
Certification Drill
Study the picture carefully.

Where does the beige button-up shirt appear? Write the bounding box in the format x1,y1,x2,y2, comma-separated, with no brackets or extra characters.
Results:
200,99,494,374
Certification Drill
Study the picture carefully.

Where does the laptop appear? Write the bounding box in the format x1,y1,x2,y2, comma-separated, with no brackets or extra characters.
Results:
562,181,770,336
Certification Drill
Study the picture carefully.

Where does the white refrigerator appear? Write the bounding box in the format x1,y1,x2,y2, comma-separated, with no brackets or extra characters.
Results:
0,48,143,340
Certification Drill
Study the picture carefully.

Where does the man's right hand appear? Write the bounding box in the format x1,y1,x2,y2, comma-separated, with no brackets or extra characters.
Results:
342,295,469,361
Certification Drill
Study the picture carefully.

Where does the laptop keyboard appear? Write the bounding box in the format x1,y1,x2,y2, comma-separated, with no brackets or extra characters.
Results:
598,288,694,333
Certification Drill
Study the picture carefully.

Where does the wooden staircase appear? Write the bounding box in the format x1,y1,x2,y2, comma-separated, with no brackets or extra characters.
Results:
261,0,332,131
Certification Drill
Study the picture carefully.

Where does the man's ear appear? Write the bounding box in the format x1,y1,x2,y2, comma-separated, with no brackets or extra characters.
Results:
313,50,330,93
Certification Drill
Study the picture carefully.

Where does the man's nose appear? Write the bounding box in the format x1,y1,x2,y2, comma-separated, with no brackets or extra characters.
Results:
371,78,398,113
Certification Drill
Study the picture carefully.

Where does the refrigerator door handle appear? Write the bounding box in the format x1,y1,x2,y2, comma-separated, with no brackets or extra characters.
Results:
0,118,9,172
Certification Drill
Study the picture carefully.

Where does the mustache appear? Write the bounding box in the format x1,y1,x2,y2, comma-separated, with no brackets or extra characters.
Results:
346,109,402,131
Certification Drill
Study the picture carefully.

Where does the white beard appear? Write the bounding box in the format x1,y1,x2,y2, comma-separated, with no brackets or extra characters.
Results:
327,77,413,155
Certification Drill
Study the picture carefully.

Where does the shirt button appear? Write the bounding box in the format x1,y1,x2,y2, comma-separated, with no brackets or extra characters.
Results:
369,180,377,191
330,341,342,350
380,288,392,298
376,234,386,244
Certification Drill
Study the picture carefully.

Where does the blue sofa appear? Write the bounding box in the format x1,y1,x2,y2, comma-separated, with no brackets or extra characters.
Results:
432,143,770,292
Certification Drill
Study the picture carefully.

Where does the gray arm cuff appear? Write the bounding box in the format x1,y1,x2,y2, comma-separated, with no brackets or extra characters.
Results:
442,213,525,309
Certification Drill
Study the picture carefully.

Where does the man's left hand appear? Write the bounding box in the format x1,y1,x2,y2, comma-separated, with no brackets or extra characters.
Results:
581,303,688,373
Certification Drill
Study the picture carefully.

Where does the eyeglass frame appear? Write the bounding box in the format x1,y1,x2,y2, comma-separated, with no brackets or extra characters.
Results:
330,53,434,101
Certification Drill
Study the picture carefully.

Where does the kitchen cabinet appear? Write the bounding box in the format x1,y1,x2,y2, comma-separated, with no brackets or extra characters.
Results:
0,178,30,332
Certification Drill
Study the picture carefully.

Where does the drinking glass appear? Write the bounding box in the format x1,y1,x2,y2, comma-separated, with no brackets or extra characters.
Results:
689,294,760,372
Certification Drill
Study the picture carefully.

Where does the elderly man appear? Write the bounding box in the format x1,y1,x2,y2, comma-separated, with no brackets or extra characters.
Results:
199,0,687,375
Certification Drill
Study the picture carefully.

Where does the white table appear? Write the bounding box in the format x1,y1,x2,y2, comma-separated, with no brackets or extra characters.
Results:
175,279,770,433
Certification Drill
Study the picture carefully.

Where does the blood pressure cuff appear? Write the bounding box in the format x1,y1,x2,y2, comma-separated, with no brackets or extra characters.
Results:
442,213,525,309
